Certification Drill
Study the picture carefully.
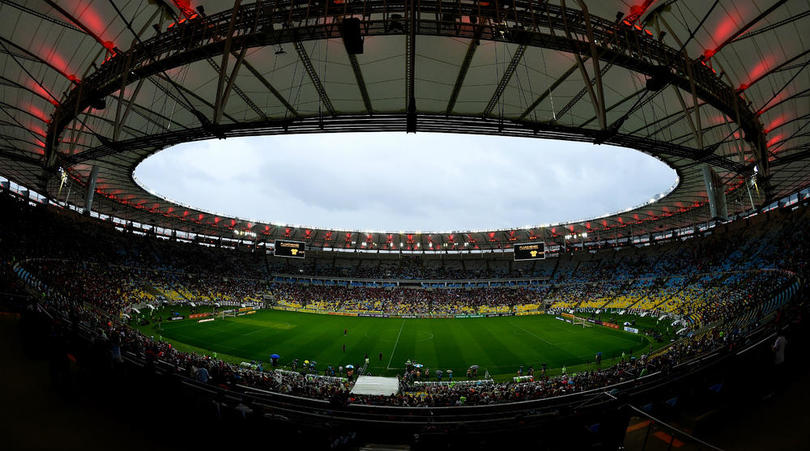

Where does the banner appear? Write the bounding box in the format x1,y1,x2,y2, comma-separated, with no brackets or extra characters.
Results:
169,316,184,321
189,312,212,319
624,326,639,334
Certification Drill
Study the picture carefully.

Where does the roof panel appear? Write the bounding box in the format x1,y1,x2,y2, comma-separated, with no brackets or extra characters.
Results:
0,0,806,245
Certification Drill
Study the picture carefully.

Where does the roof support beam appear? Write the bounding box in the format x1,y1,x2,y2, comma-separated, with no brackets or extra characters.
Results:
629,99,705,137
44,0,117,55
111,8,163,142
579,88,645,128
708,0,788,58
406,0,417,132
347,53,373,115
446,29,482,115
0,133,44,150
213,0,242,125
0,103,49,146
518,61,580,121
575,0,607,130
217,45,253,122
64,118,88,157
554,5,629,127
151,74,240,125
483,44,527,118
106,0,213,134
555,62,611,123
0,38,65,101
43,0,769,178
684,61,704,151
733,9,810,43
110,90,186,133
293,41,336,116
0,102,142,143
0,101,48,124
113,53,135,142
239,59,300,119
114,78,145,141
742,48,810,93
769,146,810,169
1,0,83,33
671,85,704,151
0,147,44,167
559,0,604,129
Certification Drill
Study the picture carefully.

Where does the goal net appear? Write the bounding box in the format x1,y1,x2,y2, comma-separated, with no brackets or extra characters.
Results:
218,309,237,320
572,316,593,328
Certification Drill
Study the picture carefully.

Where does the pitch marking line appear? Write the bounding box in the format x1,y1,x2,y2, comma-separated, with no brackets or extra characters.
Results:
386,319,406,370
511,322,555,346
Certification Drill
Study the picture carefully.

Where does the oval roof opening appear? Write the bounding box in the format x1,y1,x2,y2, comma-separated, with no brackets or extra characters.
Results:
134,132,678,232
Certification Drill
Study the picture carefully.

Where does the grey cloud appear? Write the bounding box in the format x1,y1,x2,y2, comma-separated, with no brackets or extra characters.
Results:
134,133,677,231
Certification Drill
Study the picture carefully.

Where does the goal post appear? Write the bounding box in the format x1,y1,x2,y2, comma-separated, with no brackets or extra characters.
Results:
218,309,237,320
572,316,592,328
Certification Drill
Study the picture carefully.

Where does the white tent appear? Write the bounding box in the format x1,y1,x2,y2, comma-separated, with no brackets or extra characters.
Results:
350,376,400,397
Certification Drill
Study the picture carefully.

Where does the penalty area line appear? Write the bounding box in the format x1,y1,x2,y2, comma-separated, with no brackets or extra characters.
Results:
512,322,555,346
386,319,406,370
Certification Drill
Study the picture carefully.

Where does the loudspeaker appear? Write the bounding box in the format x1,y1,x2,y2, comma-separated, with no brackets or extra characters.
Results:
90,97,107,110
645,66,671,91
342,18,363,54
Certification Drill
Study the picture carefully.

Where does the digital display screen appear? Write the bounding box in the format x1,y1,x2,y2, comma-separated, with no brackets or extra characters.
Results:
513,242,545,261
274,239,305,258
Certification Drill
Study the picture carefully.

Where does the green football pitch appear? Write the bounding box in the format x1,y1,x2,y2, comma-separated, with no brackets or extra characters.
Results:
142,309,653,379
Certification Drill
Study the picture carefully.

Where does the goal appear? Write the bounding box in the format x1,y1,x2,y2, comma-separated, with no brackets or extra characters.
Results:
218,309,237,320
572,316,593,328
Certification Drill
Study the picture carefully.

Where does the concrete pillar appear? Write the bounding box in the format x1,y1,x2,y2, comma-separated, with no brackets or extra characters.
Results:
702,164,728,221
85,166,99,214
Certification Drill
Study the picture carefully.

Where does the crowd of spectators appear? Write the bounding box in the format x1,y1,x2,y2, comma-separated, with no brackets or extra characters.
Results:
361,330,731,406
271,284,543,315
1,189,808,408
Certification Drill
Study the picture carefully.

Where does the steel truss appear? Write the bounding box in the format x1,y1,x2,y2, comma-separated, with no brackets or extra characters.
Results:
45,0,766,177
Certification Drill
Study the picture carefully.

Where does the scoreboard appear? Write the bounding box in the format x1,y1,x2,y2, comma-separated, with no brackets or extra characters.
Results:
513,242,545,261
274,239,306,258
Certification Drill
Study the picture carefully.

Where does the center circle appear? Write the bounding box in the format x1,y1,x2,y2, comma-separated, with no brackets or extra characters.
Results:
133,132,678,232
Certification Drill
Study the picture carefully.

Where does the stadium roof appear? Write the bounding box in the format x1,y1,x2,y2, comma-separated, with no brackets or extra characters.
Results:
1,0,809,250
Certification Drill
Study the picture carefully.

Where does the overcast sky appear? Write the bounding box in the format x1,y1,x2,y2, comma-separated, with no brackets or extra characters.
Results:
134,133,678,232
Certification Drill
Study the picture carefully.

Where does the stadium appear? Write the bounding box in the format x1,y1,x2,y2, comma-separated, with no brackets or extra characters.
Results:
1,0,809,449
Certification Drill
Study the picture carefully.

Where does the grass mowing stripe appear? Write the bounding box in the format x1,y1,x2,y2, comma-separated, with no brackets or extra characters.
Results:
141,310,661,380
509,319,555,346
